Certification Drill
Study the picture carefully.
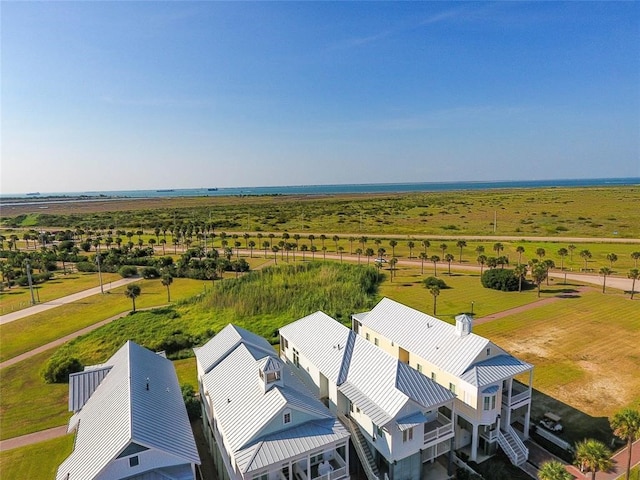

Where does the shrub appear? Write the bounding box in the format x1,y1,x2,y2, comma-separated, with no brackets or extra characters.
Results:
42,356,84,383
141,266,160,279
119,265,138,278
423,276,448,289
481,268,520,291
181,384,201,420
76,261,97,272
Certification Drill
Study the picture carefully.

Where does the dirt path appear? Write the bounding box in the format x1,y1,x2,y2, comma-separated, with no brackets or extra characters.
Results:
0,277,140,325
0,425,69,452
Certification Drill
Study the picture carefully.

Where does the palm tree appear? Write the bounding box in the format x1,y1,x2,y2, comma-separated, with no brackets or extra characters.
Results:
419,252,427,275
538,460,572,480
514,264,528,293
477,255,487,276
348,236,355,254
629,268,639,300
456,240,467,263
407,241,415,259
421,240,430,256
543,259,555,285
161,274,173,302
516,245,525,264
389,257,398,281
606,253,618,268
440,243,447,257
124,284,141,312
574,438,612,480
337,246,344,263
568,244,576,262
580,249,592,271
355,247,362,264
557,248,568,270
310,245,317,260
430,255,440,277
301,244,309,261
493,242,504,257
475,245,485,256
600,267,612,293
610,408,640,480
445,253,454,275
389,240,397,257
532,264,548,297
248,240,256,258
365,248,374,265
268,233,275,248
536,247,546,259
244,233,251,249
332,235,340,252
428,285,440,316
320,234,327,249
308,234,315,248
632,251,640,268
271,246,279,264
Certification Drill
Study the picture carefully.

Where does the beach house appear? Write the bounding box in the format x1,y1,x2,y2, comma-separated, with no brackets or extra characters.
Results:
56,340,200,480
352,298,533,466
280,311,457,480
195,324,351,480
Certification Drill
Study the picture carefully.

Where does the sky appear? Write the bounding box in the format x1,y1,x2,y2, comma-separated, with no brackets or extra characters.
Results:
1,1,639,194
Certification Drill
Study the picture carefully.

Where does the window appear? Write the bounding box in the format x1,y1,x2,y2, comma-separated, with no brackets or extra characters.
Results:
483,395,496,411
266,371,281,383
431,372,437,382
486,347,491,356
449,383,456,394
129,456,139,467
417,364,423,373
253,473,268,480
402,427,413,442
374,338,379,346
293,348,299,367
373,423,383,439
283,411,291,424
366,333,370,341
281,336,288,350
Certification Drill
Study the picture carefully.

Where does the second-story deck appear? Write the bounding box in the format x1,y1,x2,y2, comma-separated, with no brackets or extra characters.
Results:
423,412,454,447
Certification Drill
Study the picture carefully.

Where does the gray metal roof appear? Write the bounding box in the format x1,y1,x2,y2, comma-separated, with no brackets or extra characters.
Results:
356,298,504,377
68,366,112,412
280,311,353,384
195,323,275,374
56,341,199,480
460,354,533,387
199,334,344,471
235,418,350,474
396,411,428,431
282,311,454,427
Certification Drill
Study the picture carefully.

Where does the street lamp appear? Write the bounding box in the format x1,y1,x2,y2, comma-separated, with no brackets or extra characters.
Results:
471,301,475,315
96,254,104,294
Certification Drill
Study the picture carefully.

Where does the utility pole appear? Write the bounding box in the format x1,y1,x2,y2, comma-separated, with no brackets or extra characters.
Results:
25,259,36,305
96,254,104,294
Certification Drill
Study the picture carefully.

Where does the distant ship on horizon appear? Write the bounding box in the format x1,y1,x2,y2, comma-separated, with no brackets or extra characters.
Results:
26,192,41,196
207,187,218,191
156,189,175,192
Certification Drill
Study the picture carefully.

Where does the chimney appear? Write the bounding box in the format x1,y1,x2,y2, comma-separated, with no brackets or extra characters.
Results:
455,314,472,337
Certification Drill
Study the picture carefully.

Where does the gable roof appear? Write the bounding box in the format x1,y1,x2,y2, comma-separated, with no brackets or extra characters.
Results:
68,365,112,412
197,336,338,470
194,323,274,374
459,354,533,387
281,311,454,427
56,341,199,480
356,298,516,378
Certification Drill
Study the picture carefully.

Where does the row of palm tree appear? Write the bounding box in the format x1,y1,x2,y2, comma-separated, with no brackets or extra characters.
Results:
538,408,640,480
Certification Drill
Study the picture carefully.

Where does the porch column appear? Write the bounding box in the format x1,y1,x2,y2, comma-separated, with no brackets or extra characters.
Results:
508,378,513,405
307,455,311,480
345,442,349,475
470,423,479,461
523,400,532,440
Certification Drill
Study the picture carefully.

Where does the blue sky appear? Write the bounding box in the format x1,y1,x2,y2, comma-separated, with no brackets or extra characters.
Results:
2,1,639,193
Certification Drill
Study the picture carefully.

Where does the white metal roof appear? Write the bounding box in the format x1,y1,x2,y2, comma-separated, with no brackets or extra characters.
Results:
396,411,429,431
68,366,112,412
235,418,350,474
459,354,533,387
56,341,199,480
198,335,342,472
194,323,274,374
282,311,454,427
357,298,505,377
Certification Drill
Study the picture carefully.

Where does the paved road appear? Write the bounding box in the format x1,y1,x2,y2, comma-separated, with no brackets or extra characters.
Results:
0,426,69,452
0,277,140,325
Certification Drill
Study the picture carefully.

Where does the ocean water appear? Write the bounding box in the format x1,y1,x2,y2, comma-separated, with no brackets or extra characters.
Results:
2,177,638,201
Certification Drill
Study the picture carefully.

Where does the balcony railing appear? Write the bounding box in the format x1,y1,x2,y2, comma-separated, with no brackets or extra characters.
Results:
423,413,454,445
502,388,531,407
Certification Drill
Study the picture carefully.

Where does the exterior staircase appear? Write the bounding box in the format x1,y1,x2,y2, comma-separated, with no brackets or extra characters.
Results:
338,415,380,480
498,425,529,466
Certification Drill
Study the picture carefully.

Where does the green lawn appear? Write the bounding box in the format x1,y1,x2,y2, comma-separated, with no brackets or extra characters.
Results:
174,357,197,388
0,271,121,315
0,278,207,362
0,434,74,479
0,349,70,440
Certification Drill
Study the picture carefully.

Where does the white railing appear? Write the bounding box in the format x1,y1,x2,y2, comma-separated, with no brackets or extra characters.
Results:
505,389,531,406
497,430,519,464
481,428,499,442
423,413,454,444
338,415,379,480
506,424,529,458
330,466,347,479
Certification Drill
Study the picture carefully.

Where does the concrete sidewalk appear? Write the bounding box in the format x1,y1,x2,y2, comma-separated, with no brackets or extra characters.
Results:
0,426,69,452
0,277,140,325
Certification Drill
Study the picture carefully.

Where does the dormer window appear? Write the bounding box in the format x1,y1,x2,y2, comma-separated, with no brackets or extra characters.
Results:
486,347,491,356
283,410,291,424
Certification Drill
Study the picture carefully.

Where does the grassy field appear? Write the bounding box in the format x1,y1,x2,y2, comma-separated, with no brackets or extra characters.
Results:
2,186,639,237
0,278,207,362
0,434,74,479
0,271,121,315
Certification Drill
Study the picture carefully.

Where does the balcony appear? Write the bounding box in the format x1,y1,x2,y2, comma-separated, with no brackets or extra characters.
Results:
423,412,454,446
502,381,531,408
287,450,348,480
